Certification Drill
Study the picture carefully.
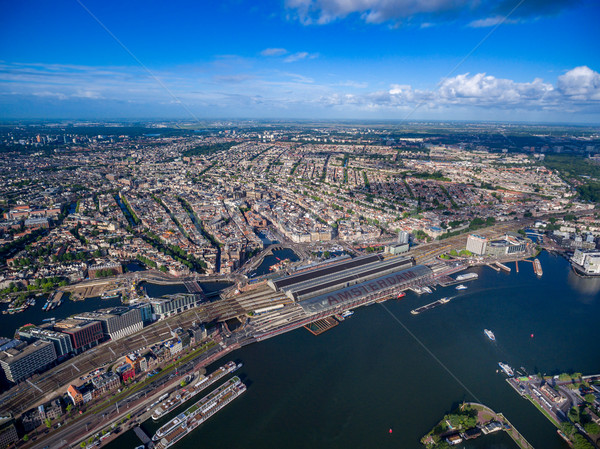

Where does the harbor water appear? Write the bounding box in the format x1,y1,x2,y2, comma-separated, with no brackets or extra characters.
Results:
109,250,600,448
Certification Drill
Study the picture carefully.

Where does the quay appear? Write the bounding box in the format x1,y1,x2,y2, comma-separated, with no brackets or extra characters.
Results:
411,297,450,315
134,426,155,448
304,316,339,335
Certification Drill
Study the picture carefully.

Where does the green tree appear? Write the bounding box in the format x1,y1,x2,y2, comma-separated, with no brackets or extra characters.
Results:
45,418,52,428
584,393,596,404
66,403,73,414
23,434,29,442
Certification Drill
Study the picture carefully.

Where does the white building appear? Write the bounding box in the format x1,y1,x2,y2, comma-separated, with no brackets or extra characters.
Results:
466,234,488,255
571,249,600,275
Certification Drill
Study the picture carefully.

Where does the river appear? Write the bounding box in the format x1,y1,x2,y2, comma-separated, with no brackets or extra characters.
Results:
109,250,600,449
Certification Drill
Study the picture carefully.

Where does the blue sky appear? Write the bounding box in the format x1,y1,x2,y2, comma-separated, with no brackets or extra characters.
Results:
1,0,599,122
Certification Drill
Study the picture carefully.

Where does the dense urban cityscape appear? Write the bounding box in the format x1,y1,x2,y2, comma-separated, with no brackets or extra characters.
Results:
0,121,597,449
2,0,599,448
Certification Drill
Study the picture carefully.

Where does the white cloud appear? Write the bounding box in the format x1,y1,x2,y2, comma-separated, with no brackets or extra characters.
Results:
468,16,518,28
284,51,318,63
285,0,578,26
260,48,288,57
557,66,600,101
286,0,472,24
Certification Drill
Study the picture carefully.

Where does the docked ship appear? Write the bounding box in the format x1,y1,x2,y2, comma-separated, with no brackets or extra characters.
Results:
498,362,514,377
341,310,354,318
484,329,495,341
152,361,242,421
455,273,478,282
153,376,246,449
396,292,406,299
455,284,467,290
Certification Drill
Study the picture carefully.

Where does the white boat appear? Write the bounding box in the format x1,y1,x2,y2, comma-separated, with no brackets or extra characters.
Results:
455,284,467,290
341,310,354,318
498,362,514,377
484,329,496,341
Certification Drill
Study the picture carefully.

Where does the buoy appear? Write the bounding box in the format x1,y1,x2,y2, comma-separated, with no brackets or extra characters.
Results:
530,334,534,338
389,428,393,434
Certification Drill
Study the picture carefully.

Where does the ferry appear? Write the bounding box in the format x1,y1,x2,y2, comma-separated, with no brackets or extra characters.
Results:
152,361,242,421
455,284,467,290
456,272,478,282
153,377,246,449
498,362,514,377
340,310,354,318
484,329,496,341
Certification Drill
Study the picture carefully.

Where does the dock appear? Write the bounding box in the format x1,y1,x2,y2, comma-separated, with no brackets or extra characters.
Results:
495,262,511,273
486,264,501,272
133,426,154,448
304,316,339,335
411,297,450,315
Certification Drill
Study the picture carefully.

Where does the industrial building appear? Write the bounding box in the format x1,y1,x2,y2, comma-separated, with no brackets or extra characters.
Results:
0,340,57,384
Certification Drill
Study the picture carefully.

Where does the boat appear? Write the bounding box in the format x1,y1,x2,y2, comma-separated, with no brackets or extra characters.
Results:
422,287,432,294
42,317,56,322
498,362,514,377
455,284,467,290
153,377,246,449
484,329,496,341
456,273,478,281
151,361,241,421
396,292,406,299
439,297,450,303
340,310,354,318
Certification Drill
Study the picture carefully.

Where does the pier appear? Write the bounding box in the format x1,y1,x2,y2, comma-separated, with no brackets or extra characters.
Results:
304,316,339,335
133,426,154,448
486,264,501,272
411,297,450,315
495,262,511,273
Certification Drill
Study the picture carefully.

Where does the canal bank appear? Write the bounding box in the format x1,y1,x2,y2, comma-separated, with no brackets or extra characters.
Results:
108,251,600,449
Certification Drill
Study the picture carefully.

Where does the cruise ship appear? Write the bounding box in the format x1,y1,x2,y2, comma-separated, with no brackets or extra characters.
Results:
455,284,467,290
152,361,241,421
498,362,514,377
153,377,246,449
484,329,495,341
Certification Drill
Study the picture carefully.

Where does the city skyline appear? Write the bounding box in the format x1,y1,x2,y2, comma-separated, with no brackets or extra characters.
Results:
1,0,599,122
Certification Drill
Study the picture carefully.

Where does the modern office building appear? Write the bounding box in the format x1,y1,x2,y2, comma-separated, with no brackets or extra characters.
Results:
53,319,103,352
18,327,73,357
0,340,57,384
74,307,143,340
571,249,600,275
149,293,202,320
